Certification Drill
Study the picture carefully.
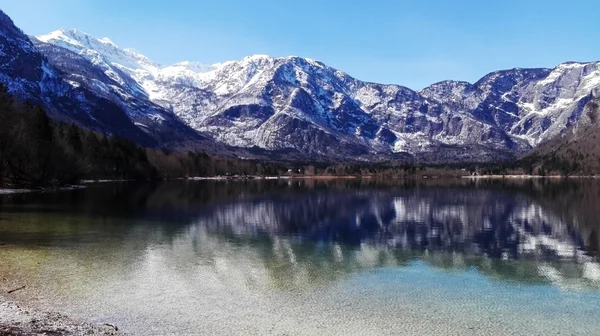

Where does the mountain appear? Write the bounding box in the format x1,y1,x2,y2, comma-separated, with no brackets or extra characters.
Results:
33,27,600,162
422,66,591,140
522,99,600,174
31,30,524,161
0,11,205,148
1,5,599,162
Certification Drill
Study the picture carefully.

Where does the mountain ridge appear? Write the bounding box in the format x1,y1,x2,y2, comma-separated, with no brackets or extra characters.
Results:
33,28,536,161
0,10,214,151
2,7,600,163
32,27,600,162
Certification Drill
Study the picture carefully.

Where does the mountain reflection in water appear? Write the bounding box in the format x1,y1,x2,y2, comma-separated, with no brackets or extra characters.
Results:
2,178,600,291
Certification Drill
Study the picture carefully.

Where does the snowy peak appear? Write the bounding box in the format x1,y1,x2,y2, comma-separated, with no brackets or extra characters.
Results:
37,28,116,53
0,12,201,147
35,29,159,72
242,54,271,62
34,28,338,96
40,28,117,50
98,37,116,46
25,26,600,161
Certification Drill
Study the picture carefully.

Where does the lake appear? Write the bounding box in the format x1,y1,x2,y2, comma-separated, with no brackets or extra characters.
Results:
1,178,600,335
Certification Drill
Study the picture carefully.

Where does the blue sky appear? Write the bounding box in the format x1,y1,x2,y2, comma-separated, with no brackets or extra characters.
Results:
1,0,598,89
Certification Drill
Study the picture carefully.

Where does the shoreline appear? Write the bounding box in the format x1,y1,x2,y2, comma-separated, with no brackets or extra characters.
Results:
187,175,361,181
2,175,600,195
0,297,122,335
191,174,600,181
462,174,600,179
80,179,134,184
0,266,122,335
0,185,86,195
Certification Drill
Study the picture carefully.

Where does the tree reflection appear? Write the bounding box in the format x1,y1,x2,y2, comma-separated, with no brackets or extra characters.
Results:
2,178,600,289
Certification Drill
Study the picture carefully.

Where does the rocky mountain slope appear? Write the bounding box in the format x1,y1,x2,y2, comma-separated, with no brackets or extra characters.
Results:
1,6,600,162
0,10,205,148
523,99,600,174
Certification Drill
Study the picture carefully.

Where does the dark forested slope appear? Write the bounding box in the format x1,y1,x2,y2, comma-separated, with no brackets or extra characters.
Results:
521,99,600,175
0,84,286,188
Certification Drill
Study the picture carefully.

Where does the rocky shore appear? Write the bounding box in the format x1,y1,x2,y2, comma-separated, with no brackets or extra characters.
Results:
0,299,122,336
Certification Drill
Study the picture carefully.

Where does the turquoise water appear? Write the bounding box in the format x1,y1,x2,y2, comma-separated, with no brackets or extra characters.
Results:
1,179,600,335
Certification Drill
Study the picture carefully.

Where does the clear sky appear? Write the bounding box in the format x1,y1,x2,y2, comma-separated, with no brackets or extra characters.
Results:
1,0,598,89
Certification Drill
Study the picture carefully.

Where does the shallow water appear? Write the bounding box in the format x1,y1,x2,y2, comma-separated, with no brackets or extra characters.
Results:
1,179,600,335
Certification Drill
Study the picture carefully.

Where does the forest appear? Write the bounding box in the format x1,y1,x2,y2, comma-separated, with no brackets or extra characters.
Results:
0,84,286,188
0,83,588,189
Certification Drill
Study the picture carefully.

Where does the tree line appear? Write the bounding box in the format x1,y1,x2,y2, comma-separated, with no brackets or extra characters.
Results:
0,84,286,188
1,81,589,189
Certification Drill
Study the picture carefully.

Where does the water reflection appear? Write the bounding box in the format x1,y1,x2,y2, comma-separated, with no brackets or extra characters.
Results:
1,178,600,291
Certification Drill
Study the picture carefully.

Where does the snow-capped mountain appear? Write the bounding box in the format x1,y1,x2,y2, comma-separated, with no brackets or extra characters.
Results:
523,98,600,174
33,27,600,161
0,11,205,148
2,4,599,162
421,64,600,147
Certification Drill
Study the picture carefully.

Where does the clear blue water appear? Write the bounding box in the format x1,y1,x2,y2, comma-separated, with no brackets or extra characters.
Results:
1,179,600,335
